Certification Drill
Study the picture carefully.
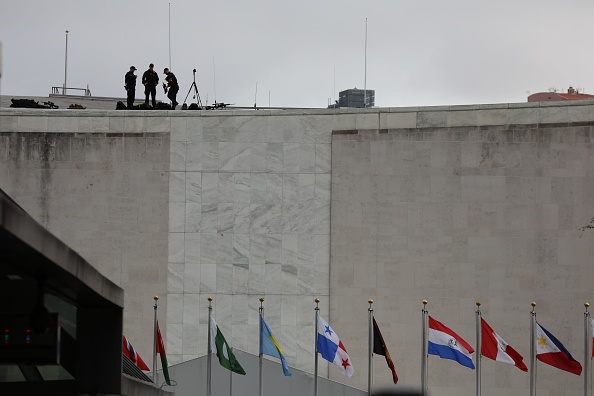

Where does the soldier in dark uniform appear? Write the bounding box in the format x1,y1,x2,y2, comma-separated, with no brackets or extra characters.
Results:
163,68,179,110
142,63,159,107
125,66,137,109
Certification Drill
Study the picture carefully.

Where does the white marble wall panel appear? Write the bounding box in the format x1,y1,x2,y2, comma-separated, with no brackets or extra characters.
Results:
167,113,333,374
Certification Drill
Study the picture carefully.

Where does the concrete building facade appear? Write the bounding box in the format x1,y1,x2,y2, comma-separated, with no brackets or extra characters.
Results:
1,100,593,395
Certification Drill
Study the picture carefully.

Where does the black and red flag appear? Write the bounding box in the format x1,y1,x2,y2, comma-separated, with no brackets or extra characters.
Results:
373,317,398,384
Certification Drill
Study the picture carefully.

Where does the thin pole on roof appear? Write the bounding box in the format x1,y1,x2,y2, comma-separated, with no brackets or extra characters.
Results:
63,30,69,95
363,18,367,108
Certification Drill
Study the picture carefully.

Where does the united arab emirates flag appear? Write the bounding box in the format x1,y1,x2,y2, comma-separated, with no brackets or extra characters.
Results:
156,321,171,385
210,317,246,375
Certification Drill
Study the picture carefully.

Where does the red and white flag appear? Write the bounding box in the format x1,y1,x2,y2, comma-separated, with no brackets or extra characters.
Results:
481,318,527,372
123,335,150,371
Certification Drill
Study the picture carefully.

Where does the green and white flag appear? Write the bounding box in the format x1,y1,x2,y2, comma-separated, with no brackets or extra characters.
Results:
210,317,246,375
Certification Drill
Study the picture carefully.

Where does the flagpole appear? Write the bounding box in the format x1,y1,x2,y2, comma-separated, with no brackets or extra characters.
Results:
585,302,591,396
421,300,428,396
314,297,320,396
207,296,213,396
229,347,233,396
530,301,536,396
368,299,374,396
153,295,158,385
259,297,265,396
475,302,482,396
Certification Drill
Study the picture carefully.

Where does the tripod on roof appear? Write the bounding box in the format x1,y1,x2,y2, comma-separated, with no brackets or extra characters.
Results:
183,68,203,108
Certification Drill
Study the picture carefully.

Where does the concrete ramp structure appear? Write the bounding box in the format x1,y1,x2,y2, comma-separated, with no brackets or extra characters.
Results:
1,99,594,395
163,349,366,396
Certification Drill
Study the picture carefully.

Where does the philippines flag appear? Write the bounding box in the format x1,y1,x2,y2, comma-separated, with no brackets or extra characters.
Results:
481,318,527,371
123,335,150,371
428,316,475,369
317,315,354,377
535,322,582,375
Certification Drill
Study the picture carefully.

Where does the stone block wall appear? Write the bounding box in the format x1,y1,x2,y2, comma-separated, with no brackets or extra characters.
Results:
331,104,594,394
0,111,171,358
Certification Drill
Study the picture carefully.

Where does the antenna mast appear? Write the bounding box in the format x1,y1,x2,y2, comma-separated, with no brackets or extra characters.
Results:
168,3,171,69
364,18,367,108
213,57,217,103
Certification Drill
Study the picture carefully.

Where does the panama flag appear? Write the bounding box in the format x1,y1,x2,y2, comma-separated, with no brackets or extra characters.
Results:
428,316,475,369
535,322,582,375
317,315,354,377
480,318,527,371
122,335,150,371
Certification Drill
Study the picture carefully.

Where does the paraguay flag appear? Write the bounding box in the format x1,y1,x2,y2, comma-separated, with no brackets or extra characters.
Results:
428,316,475,369
317,315,354,377
536,322,582,375
122,335,150,371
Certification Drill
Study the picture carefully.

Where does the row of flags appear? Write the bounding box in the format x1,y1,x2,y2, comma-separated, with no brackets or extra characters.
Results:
427,315,586,375
428,316,528,371
123,319,172,385
122,298,171,387
121,300,594,394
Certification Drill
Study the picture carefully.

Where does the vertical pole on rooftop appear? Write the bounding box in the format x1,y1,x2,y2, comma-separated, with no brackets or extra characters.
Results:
168,3,171,70
363,18,367,108
63,30,69,95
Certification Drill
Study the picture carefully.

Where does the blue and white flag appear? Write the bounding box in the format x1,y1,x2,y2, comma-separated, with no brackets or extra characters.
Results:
260,316,292,376
317,315,354,377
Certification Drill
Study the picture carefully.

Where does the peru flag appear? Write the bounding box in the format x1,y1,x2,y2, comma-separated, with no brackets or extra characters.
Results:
123,335,150,371
481,318,527,372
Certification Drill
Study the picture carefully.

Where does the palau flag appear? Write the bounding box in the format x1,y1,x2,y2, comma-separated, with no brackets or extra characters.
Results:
260,316,292,376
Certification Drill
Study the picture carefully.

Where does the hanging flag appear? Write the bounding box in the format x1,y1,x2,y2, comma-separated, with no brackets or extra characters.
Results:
317,315,354,377
123,335,150,371
156,321,172,385
373,317,398,384
210,317,246,375
480,318,527,372
428,316,475,369
535,322,582,375
260,316,292,376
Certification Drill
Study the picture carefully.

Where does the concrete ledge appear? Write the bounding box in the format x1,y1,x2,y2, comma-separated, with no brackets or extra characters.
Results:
4,100,594,132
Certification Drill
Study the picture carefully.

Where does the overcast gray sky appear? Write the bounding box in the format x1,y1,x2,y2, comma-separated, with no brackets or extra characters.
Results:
1,1,592,108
